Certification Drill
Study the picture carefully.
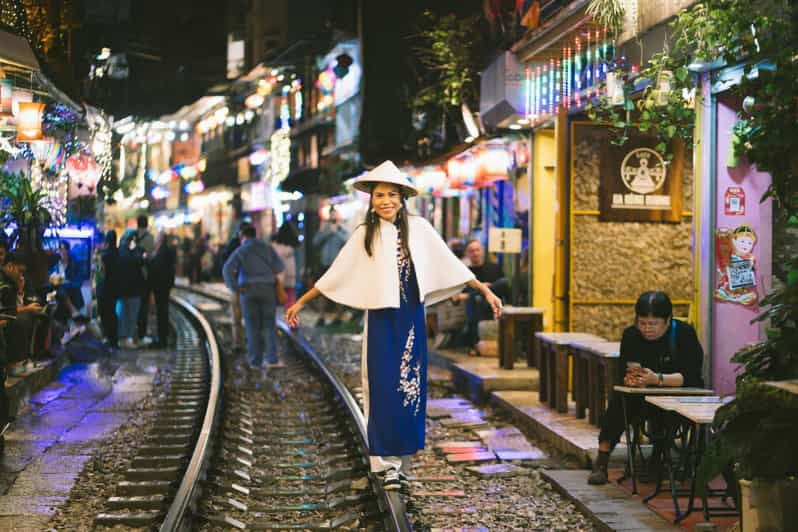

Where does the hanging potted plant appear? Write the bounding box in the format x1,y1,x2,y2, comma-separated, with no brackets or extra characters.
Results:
0,171,55,290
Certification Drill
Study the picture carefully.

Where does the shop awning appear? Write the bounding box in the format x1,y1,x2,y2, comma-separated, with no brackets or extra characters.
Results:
0,28,40,71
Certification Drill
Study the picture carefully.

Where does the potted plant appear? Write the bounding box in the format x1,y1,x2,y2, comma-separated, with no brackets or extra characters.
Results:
0,171,54,291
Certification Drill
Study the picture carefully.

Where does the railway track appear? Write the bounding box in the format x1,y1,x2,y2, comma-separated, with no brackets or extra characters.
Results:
94,286,411,530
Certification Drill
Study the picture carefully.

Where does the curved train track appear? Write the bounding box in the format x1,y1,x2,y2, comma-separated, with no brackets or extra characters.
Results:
147,286,412,531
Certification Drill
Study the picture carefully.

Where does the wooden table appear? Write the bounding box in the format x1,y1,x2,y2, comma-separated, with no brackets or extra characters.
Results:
613,386,713,495
569,341,620,424
644,395,737,523
535,332,605,413
497,306,544,369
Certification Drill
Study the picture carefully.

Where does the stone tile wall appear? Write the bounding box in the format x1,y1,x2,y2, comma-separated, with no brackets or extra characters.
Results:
571,124,693,340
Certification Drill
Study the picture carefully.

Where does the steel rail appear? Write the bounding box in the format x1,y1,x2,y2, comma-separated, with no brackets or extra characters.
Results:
173,284,412,532
159,294,222,532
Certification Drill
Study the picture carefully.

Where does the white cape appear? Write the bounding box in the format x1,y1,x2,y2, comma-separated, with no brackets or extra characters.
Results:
315,215,474,309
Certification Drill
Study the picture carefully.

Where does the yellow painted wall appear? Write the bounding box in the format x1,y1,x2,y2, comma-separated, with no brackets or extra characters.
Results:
532,129,557,331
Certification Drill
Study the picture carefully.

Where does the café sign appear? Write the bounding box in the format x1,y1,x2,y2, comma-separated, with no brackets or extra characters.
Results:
599,134,683,223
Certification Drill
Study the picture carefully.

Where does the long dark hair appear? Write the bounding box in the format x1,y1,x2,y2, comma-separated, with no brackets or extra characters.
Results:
104,230,117,251
363,183,411,258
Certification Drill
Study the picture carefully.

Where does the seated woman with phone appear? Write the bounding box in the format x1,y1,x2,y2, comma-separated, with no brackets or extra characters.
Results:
588,291,704,485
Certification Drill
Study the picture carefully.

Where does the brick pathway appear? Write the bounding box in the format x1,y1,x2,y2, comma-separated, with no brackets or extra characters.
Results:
0,347,164,530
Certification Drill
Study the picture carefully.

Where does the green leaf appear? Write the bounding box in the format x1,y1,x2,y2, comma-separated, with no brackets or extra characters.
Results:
665,125,677,138
655,142,667,153
788,270,798,287
624,99,635,111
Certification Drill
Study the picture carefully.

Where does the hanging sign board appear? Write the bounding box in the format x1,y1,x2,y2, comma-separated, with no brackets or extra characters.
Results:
488,227,522,254
598,133,684,222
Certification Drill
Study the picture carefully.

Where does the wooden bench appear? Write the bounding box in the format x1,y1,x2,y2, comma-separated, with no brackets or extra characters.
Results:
567,339,617,422
535,332,606,413
569,340,620,425
497,306,544,370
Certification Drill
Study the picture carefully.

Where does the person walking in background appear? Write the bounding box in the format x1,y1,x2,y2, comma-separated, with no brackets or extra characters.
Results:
116,229,146,348
134,215,155,345
148,232,176,348
285,161,502,490
312,209,349,326
271,221,300,307
98,230,119,349
189,237,207,284
220,223,248,352
222,225,284,368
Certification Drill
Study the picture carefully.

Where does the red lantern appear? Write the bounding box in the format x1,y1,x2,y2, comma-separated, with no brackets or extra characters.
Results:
476,142,511,185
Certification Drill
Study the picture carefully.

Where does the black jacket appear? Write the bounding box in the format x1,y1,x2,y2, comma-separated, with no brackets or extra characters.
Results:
148,245,176,290
618,319,704,387
116,248,146,298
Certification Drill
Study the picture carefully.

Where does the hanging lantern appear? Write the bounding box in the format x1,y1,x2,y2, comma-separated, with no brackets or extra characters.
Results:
0,79,13,116
67,152,100,197
29,138,57,163
45,142,65,173
445,155,474,189
415,167,447,196
476,143,511,185
16,101,45,141
606,71,625,106
654,70,673,106
11,89,32,117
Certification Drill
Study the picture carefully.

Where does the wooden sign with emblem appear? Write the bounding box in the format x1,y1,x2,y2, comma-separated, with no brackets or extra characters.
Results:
598,135,683,222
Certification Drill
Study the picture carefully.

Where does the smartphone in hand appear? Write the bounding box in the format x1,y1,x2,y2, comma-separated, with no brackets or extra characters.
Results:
625,361,642,374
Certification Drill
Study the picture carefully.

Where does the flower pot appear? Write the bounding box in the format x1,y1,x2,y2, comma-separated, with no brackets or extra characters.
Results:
739,477,798,531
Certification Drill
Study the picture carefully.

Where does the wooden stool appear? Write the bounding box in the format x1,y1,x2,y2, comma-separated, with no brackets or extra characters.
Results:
497,306,544,369
567,339,612,420
534,332,606,413
580,342,620,425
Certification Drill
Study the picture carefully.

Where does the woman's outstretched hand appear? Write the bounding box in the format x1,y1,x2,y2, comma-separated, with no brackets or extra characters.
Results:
284,302,303,329
484,290,503,319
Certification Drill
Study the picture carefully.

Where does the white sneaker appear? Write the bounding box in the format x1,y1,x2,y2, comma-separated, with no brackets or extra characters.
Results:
383,468,401,491
140,336,153,346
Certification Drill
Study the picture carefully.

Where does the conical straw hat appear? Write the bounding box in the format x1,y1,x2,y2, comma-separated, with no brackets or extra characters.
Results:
353,160,418,197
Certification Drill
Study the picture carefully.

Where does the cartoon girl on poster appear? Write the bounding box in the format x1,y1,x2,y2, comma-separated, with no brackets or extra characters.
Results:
715,224,758,306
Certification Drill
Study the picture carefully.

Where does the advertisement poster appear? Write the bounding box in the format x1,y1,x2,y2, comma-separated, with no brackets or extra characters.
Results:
715,224,758,306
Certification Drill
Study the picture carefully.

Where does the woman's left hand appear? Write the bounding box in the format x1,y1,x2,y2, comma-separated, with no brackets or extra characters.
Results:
484,289,503,319
629,367,658,387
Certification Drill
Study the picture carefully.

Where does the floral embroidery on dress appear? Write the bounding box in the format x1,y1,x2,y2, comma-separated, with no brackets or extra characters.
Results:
397,323,422,415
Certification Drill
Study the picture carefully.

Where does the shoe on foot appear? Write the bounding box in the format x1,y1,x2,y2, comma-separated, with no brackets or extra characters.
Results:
266,360,286,369
587,464,608,485
399,471,410,489
383,468,401,491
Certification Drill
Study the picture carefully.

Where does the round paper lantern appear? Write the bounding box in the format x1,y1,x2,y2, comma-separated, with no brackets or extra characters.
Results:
415,167,447,196
17,101,45,141
476,143,511,185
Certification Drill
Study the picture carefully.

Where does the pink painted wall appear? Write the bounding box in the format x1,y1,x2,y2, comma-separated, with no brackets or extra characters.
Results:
711,99,773,395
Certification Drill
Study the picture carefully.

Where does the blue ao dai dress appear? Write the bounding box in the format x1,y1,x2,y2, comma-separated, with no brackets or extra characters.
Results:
365,224,427,457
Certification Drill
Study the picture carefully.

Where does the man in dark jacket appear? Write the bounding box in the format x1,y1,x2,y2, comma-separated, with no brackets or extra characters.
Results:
222,225,284,368
147,232,176,348
220,224,246,352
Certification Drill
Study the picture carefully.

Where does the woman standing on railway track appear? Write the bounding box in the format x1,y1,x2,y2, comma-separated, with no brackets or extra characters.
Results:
285,161,502,490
